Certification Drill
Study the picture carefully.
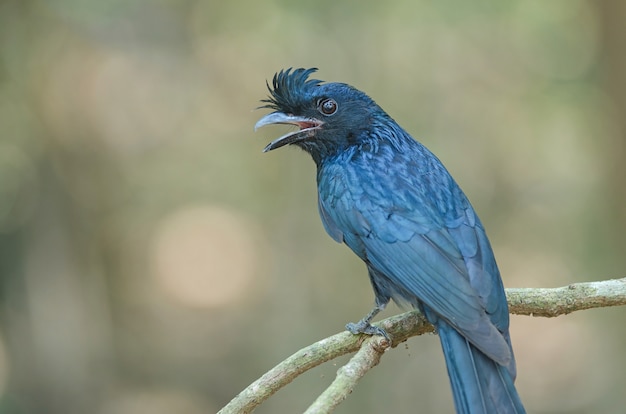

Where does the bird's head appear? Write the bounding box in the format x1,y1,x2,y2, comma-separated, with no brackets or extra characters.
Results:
255,68,384,163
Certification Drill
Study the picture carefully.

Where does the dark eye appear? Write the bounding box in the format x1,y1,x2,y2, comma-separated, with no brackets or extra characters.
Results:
318,98,338,116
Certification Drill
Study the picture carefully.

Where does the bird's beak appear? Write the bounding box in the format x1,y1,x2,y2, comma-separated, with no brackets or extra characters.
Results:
255,112,323,152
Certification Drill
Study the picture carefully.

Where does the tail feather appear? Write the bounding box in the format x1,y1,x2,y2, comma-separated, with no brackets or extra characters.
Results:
438,321,526,414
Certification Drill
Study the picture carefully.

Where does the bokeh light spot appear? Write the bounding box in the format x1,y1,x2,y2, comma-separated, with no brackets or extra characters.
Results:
150,205,262,308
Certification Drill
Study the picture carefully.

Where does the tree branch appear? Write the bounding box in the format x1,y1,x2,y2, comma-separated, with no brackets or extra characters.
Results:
303,335,388,414
217,277,626,414
506,278,626,317
217,312,434,414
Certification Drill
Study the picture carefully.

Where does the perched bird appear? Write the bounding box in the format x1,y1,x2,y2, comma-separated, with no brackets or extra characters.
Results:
255,68,525,414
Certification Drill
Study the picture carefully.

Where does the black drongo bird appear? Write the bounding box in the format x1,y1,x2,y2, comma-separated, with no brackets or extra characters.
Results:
255,68,525,414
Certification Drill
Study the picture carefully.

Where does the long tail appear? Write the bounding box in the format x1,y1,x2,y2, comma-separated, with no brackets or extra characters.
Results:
437,321,526,414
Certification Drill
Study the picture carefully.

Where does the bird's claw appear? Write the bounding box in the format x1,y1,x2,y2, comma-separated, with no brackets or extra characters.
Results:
346,320,391,342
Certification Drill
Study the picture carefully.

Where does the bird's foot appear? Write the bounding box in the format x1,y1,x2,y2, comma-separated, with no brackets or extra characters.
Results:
346,319,391,342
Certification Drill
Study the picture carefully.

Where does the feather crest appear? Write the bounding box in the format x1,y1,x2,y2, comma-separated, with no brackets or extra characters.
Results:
260,67,322,112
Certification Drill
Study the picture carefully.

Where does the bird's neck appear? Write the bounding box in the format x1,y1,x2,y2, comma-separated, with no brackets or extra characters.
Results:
306,116,409,166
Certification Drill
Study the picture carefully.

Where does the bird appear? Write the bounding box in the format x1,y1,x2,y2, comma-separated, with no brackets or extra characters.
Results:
255,67,526,414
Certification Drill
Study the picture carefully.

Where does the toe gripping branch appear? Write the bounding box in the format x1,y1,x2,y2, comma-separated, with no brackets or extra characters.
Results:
345,305,391,342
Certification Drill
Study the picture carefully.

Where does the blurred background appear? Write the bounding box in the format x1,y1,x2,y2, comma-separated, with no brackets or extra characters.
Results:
0,0,624,413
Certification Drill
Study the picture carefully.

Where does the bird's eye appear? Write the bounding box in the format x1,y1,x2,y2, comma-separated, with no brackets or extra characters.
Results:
318,98,338,116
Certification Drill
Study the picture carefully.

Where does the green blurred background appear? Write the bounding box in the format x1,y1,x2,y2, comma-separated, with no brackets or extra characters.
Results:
0,0,625,413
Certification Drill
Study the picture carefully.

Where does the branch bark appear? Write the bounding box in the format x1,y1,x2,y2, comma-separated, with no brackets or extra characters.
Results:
302,335,388,414
217,277,626,414
506,278,626,317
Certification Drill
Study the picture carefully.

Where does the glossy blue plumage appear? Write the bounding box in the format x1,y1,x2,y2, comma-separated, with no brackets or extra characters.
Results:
257,68,525,413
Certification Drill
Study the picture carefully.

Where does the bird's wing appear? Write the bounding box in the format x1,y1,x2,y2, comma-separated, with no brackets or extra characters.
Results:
318,155,512,366
362,225,511,366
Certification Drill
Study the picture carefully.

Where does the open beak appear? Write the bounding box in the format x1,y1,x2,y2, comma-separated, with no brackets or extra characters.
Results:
254,112,323,152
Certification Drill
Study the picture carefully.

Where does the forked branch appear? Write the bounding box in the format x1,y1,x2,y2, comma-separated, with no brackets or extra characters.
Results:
217,277,626,414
